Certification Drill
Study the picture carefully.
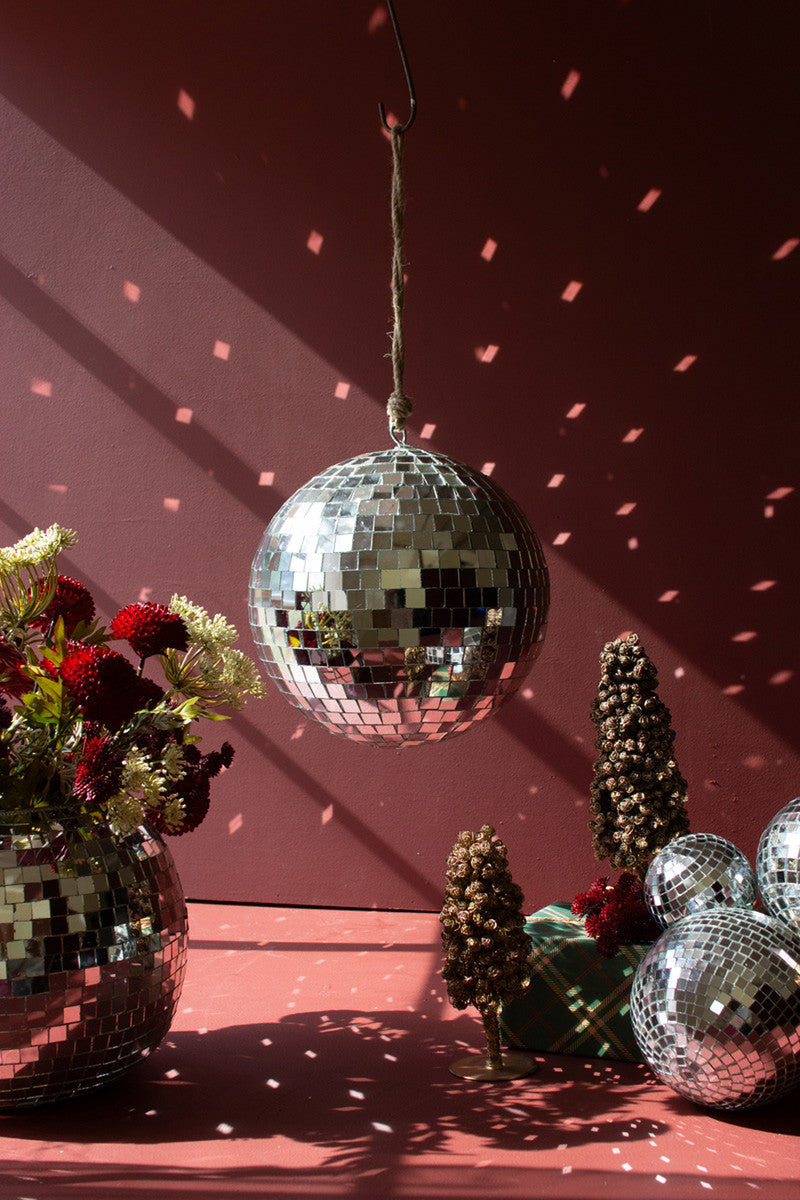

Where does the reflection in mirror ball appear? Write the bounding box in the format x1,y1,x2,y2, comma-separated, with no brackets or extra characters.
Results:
631,907,800,1110
249,445,549,745
756,796,800,928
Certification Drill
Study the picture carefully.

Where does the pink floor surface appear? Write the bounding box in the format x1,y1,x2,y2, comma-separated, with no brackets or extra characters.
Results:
1,903,798,1199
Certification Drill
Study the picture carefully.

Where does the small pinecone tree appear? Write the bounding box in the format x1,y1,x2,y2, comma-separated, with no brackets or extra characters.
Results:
440,824,531,1069
589,633,689,878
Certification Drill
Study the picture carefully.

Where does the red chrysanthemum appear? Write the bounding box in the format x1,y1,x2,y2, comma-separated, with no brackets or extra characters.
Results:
572,871,659,958
109,603,189,661
0,638,29,699
73,734,124,809
60,646,149,729
35,575,96,635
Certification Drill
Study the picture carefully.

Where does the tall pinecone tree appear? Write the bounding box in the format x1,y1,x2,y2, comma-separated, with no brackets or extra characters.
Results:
440,824,531,1070
589,633,689,878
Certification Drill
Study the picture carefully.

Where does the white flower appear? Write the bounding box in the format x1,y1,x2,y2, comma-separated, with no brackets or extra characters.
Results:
0,524,77,576
105,792,147,836
164,596,264,707
161,742,185,781
169,596,238,653
159,794,187,832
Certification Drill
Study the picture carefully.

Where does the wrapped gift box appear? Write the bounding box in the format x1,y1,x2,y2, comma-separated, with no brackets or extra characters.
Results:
500,902,652,1062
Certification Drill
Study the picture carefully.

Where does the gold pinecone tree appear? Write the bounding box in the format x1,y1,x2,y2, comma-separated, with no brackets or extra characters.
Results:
440,824,531,1069
589,633,689,878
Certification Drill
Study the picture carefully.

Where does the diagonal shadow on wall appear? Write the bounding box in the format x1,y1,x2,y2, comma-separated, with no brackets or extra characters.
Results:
0,254,279,525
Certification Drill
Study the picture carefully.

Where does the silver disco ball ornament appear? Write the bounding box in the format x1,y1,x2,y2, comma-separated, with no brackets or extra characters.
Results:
631,907,800,1109
756,797,800,929
249,444,549,745
644,832,756,928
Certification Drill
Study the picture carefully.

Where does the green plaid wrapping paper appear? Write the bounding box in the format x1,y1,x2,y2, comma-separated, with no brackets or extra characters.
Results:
499,902,652,1062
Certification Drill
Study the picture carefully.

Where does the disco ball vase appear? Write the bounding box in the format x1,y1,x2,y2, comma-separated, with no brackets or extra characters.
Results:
631,907,800,1110
643,832,756,928
756,797,800,930
248,444,549,745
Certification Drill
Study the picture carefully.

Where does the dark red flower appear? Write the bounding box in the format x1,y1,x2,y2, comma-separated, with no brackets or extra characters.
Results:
110,603,189,660
73,734,124,809
150,742,234,837
0,638,29,699
60,646,148,729
572,871,659,958
35,575,95,635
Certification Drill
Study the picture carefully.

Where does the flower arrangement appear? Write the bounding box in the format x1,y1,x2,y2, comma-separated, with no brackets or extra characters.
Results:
0,524,263,835
571,871,660,957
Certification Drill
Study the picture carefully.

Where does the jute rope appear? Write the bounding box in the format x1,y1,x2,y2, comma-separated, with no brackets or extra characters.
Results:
386,125,413,437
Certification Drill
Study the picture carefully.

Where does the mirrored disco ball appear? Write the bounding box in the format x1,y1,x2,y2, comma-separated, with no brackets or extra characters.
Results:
249,445,549,745
756,797,800,929
631,907,800,1109
644,832,756,928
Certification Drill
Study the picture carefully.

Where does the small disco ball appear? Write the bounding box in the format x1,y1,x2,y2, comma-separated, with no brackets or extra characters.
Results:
631,906,800,1109
756,797,800,929
248,444,549,745
644,832,756,928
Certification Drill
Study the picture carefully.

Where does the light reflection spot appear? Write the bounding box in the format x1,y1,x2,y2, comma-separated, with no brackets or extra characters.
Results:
566,403,586,419
228,813,243,835
163,498,180,513
732,630,757,643
638,188,662,212
766,486,794,501
548,474,565,488
478,344,499,363
553,532,571,545
481,238,498,261
259,471,275,487
623,428,644,443
561,69,581,99
213,340,231,361
751,579,776,591
674,355,697,372
175,407,193,424
123,280,141,303
420,423,436,439
616,502,636,516
307,230,324,254
321,804,334,825
335,381,351,400
481,462,495,476
561,280,583,302
770,669,794,685
772,238,799,260
31,379,52,397
658,590,679,602
177,89,195,119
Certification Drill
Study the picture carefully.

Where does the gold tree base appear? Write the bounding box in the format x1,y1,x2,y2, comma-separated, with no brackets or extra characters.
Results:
449,1051,538,1082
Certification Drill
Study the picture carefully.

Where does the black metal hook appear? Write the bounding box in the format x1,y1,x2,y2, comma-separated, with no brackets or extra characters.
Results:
378,0,417,133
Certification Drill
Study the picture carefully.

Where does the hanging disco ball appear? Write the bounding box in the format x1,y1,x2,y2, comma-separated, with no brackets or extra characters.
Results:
631,907,800,1110
756,797,800,930
248,444,549,745
643,832,756,928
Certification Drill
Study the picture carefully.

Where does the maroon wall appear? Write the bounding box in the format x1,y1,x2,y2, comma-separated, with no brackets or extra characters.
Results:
1,1,797,910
